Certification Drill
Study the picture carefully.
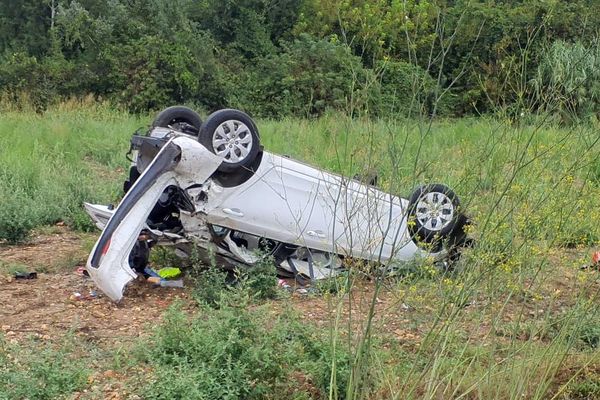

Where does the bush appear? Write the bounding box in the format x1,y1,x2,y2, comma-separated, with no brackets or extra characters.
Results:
374,60,442,118
228,34,374,118
531,40,600,122
191,265,230,308
138,304,351,399
0,336,90,400
0,189,37,243
238,255,279,300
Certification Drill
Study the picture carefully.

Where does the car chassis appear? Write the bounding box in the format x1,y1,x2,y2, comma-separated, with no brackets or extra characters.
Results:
85,107,470,302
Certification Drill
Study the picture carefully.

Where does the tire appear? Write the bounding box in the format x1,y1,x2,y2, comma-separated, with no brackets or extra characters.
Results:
407,184,461,251
198,109,260,173
152,106,202,135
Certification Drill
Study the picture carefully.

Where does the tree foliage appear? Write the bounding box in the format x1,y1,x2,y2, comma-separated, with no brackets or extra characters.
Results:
0,0,599,118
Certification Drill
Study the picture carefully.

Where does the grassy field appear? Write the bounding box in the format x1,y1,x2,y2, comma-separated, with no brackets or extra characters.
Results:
1,103,600,399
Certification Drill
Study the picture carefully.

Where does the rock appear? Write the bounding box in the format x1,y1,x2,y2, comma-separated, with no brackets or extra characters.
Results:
103,370,117,379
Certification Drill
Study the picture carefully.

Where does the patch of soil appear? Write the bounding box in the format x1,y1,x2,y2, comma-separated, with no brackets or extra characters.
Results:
0,226,92,271
0,272,190,346
0,227,191,346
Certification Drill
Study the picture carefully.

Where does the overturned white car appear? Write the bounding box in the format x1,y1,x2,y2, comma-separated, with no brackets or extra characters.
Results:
85,107,470,301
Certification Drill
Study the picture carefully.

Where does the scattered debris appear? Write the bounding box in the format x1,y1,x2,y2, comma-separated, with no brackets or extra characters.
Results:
144,267,160,278
592,251,600,265
157,267,181,279
145,267,184,288
70,290,98,301
75,266,89,277
14,272,37,280
146,276,161,285
159,279,184,288
581,251,600,270
278,279,292,290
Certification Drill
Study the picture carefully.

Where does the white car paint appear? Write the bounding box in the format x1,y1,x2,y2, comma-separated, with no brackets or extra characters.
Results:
86,129,444,302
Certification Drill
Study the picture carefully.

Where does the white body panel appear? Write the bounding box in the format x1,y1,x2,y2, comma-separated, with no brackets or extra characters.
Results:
201,152,423,262
86,133,440,301
85,137,223,301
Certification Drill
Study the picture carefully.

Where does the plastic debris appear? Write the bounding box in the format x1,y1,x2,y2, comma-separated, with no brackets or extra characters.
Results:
146,268,184,289
144,267,161,278
69,290,98,301
160,279,184,288
278,279,291,289
157,267,181,279
582,251,600,270
75,266,89,277
14,272,37,280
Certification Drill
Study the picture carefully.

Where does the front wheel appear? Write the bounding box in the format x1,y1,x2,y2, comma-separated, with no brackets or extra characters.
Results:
407,184,462,251
152,106,202,135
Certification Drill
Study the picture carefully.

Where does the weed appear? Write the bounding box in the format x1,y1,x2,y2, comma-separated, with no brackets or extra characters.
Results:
0,261,29,276
191,266,230,308
0,335,90,400
238,255,279,301
136,304,350,399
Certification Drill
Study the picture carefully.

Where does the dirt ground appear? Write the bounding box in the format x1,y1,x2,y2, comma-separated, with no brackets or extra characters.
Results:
0,227,424,349
0,228,191,347
1,226,592,350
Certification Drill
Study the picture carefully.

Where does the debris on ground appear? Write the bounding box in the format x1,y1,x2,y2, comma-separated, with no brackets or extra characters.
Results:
70,290,98,301
157,267,181,279
159,279,184,288
14,271,37,280
278,279,291,290
581,251,600,270
145,267,185,288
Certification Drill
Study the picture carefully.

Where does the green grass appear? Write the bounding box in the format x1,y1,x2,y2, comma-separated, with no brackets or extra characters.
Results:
1,104,600,399
0,335,91,400
0,104,144,242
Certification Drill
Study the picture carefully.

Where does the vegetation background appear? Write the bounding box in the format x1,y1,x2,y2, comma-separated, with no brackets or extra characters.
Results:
1,0,600,120
2,1,600,400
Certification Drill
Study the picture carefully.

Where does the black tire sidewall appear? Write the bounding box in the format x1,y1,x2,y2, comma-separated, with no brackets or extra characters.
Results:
198,109,260,173
407,183,461,249
152,106,202,133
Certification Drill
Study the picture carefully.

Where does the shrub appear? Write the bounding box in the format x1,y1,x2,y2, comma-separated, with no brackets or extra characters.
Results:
0,188,37,243
238,255,279,300
191,265,230,308
0,336,90,400
531,40,600,122
138,304,351,399
374,60,439,118
229,34,374,118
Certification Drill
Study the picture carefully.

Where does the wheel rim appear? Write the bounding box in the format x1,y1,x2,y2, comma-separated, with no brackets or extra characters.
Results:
212,120,253,164
415,191,454,231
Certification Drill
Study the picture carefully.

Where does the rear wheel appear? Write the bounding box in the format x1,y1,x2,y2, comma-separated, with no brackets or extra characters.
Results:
198,109,260,173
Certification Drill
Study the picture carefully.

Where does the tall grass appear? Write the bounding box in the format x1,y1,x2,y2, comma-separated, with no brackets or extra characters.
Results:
2,103,600,398
0,103,143,242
